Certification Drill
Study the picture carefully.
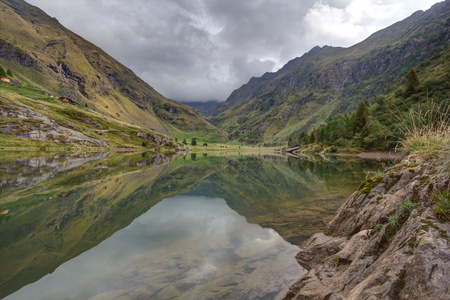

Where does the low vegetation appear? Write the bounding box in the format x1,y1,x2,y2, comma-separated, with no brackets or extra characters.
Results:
432,189,450,221
289,55,450,155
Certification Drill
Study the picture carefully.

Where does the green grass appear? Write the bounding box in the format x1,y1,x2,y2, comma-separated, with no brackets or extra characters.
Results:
399,200,419,212
373,222,382,232
432,189,450,221
189,141,280,153
388,214,399,227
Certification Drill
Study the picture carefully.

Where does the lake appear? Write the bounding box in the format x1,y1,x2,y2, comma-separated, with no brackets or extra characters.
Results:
0,152,390,299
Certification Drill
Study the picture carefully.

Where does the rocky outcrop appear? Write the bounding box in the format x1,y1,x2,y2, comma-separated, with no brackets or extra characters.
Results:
0,39,42,71
284,156,450,300
0,153,107,192
0,103,107,147
137,132,175,147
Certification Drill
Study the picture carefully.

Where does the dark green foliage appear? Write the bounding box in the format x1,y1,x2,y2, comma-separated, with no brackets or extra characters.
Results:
404,68,420,98
310,131,316,143
298,131,310,146
0,66,6,77
191,138,197,146
6,69,13,77
354,101,370,137
182,139,187,145
329,145,338,153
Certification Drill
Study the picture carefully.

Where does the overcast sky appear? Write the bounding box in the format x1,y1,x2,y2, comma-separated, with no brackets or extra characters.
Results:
27,0,442,102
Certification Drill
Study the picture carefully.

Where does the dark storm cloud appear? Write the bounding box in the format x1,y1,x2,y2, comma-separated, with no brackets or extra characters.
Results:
27,0,441,102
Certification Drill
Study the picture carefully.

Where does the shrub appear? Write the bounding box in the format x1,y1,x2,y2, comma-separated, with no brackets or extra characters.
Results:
310,144,323,153
333,138,346,147
329,145,338,153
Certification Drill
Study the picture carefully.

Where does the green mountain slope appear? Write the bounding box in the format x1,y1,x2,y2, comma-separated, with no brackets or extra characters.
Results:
0,0,225,141
211,1,450,144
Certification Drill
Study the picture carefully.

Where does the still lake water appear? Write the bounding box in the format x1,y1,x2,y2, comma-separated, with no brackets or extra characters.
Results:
0,152,390,299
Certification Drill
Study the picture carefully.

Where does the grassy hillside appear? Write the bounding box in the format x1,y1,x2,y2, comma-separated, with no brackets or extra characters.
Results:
0,82,187,150
0,0,226,142
211,1,450,144
289,46,450,153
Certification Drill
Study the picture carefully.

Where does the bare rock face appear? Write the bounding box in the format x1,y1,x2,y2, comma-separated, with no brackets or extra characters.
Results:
284,157,450,300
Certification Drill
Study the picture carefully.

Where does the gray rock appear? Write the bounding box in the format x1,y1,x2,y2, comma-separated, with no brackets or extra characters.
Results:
1,104,107,147
284,157,450,300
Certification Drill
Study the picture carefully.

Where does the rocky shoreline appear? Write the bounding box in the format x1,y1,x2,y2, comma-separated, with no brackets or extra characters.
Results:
284,155,449,299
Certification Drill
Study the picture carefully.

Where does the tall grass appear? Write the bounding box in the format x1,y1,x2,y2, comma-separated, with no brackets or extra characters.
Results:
399,100,450,160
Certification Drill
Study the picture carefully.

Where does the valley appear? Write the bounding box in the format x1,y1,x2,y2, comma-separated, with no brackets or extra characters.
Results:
0,0,449,299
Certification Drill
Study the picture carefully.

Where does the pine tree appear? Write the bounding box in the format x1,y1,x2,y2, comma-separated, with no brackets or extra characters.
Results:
316,127,325,143
404,68,420,98
304,132,310,144
310,130,316,144
354,101,370,137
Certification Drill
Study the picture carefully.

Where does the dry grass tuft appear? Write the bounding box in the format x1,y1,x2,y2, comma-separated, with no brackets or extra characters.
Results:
400,100,449,161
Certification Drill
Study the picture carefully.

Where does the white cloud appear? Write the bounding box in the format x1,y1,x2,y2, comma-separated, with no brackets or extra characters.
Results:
302,0,438,48
26,0,442,101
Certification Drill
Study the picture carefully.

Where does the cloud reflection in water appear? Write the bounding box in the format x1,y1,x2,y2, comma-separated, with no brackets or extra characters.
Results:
7,195,305,300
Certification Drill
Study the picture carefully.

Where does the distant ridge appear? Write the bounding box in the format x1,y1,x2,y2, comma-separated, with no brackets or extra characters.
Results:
178,100,220,116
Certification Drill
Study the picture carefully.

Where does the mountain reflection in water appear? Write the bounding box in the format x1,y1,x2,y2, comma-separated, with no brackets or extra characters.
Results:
0,152,390,299
6,195,303,300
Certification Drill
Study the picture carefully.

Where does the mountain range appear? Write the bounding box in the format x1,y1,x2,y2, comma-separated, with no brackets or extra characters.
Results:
211,0,449,144
0,0,449,148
